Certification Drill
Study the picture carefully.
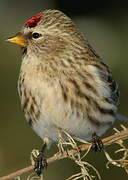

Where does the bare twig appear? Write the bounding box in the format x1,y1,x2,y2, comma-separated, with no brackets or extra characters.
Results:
0,128,128,180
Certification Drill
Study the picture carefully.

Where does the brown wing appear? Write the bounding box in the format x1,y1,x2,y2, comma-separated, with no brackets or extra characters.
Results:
107,75,120,105
97,66,120,106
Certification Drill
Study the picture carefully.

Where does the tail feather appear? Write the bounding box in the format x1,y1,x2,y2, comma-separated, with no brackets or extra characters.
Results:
116,113,128,122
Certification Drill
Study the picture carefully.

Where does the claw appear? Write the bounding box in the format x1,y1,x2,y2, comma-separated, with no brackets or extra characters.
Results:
33,142,47,176
91,133,104,152
34,151,47,176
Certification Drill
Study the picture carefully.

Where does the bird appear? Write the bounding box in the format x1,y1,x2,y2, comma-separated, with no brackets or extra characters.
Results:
7,9,120,175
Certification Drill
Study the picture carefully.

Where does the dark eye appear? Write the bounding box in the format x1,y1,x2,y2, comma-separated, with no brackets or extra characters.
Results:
32,32,41,39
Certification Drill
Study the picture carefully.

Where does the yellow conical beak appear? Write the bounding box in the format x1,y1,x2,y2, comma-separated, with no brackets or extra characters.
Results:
7,33,27,47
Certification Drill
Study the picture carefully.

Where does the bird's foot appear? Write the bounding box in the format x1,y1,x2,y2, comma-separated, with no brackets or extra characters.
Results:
31,143,47,176
34,151,47,176
91,133,104,152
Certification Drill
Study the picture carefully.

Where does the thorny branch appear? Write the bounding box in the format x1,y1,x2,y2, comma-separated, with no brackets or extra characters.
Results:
0,125,128,180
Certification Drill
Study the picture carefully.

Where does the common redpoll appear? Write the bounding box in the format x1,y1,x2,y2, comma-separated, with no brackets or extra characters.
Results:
7,9,121,175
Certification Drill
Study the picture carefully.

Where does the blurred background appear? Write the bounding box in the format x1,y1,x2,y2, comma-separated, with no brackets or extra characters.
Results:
0,0,128,179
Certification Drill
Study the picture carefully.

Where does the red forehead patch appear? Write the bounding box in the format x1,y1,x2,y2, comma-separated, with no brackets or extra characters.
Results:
24,12,43,28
